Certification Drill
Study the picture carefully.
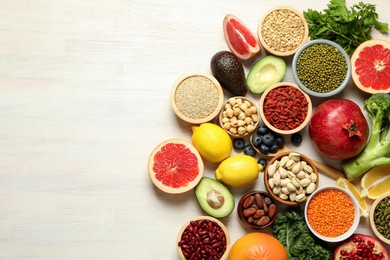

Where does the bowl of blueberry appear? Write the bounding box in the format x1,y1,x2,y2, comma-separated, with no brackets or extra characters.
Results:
250,125,286,155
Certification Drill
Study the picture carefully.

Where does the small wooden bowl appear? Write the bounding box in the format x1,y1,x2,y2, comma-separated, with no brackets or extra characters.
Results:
258,6,308,56
219,96,259,138
370,192,390,245
264,151,319,206
171,73,224,124
237,190,278,229
259,82,312,135
177,216,231,260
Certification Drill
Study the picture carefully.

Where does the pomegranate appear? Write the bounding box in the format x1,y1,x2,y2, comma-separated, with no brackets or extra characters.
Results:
309,99,369,160
333,234,389,260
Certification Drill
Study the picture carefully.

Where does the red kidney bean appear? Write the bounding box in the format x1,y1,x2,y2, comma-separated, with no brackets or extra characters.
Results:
178,219,226,259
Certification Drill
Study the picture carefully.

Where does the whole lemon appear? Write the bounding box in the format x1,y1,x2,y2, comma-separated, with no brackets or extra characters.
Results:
216,155,262,187
192,123,232,163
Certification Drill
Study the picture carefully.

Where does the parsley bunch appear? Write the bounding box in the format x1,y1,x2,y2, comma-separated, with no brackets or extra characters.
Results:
303,0,389,55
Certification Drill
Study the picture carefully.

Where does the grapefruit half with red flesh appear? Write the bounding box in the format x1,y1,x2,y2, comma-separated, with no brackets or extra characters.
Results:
148,139,204,194
351,39,390,94
223,14,260,60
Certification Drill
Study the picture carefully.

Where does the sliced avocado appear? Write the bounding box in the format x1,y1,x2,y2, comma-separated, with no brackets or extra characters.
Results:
195,177,234,218
246,55,287,94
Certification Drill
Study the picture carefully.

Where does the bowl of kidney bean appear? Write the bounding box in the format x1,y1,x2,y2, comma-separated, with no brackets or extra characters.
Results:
259,82,312,135
237,190,278,229
177,216,231,260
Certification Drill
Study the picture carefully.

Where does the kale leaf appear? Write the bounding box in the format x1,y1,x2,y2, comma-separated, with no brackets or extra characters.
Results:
272,208,332,260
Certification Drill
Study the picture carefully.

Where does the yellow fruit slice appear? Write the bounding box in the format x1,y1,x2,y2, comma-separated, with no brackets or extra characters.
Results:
336,177,369,218
360,165,390,198
366,176,390,200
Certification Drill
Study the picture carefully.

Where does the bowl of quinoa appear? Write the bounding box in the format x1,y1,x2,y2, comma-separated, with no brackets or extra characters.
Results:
292,39,351,97
170,73,224,124
258,6,309,56
304,186,360,243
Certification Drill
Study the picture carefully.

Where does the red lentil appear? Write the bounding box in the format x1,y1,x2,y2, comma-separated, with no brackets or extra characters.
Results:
307,189,355,237
263,86,308,130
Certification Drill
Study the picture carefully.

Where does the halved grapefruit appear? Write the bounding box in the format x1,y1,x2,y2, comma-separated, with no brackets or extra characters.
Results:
351,39,390,94
223,14,260,60
148,138,204,194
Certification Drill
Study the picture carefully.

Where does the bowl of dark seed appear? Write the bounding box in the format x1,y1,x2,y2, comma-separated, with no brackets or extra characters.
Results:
258,6,309,57
292,39,351,97
171,73,224,124
177,215,231,259
370,192,390,245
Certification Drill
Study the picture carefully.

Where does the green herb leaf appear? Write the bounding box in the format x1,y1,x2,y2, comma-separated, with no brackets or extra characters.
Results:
303,0,389,55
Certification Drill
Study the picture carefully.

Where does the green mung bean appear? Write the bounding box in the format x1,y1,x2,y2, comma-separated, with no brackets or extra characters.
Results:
296,43,347,93
374,196,390,239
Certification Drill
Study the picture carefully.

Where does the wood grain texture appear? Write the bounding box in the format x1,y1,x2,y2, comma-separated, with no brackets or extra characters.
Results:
0,0,389,259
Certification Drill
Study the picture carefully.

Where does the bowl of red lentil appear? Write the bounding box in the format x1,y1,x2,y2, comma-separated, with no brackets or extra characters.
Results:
257,6,309,57
259,82,312,135
305,186,360,243
177,215,231,260
171,73,224,124
219,96,259,138
292,39,351,97
369,192,390,245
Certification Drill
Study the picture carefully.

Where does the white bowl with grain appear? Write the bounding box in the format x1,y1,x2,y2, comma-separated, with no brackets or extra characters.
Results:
258,6,309,56
170,73,224,124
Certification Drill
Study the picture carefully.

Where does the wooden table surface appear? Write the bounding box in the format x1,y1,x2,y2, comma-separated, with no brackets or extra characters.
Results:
0,0,389,259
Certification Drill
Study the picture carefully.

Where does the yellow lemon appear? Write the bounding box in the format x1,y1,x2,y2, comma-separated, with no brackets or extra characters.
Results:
360,165,390,198
366,176,390,200
336,177,368,218
216,155,262,187
192,123,232,163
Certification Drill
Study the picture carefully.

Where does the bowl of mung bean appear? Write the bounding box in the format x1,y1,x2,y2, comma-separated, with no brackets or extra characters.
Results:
292,39,351,97
171,73,224,124
219,96,259,138
370,192,390,245
304,186,360,243
257,6,309,57
259,82,312,135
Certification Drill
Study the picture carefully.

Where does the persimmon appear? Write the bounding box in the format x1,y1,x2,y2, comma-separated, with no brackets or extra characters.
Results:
228,232,288,260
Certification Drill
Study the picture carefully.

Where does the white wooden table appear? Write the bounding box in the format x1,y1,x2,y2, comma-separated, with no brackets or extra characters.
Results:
0,0,389,259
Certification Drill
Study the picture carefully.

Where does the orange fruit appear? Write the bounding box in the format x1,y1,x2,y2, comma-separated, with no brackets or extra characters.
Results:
228,232,288,260
351,39,390,94
360,165,390,198
336,177,368,218
148,138,204,194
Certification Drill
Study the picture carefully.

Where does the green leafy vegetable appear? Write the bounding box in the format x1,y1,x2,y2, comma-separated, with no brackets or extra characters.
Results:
342,93,390,179
304,0,389,54
272,208,332,260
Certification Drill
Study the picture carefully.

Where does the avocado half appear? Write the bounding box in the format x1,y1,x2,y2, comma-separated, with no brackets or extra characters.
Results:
246,55,287,94
195,177,234,218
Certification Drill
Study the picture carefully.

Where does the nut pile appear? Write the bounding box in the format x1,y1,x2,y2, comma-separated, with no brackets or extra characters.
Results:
221,97,258,136
261,8,306,52
240,192,276,228
267,152,317,202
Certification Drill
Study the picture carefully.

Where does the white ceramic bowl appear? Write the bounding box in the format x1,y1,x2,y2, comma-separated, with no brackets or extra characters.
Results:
304,185,360,243
292,39,351,97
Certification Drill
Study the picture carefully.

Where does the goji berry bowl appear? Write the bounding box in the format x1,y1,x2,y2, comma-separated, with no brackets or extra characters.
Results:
259,82,312,135
304,186,360,243
177,216,231,260
219,96,259,138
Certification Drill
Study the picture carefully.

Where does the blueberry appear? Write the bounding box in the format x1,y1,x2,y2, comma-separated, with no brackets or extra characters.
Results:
291,133,303,145
257,125,270,136
243,144,256,157
257,158,268,169
259,144,270,154
269,143,279,153
251,135,262,148
233,138,246,150
274,135,285,148
261,133,275,147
